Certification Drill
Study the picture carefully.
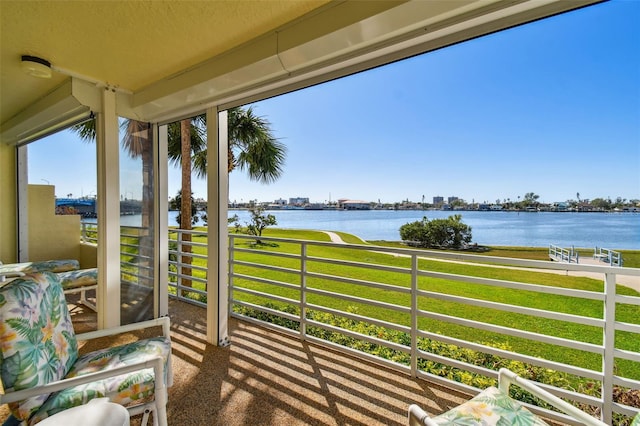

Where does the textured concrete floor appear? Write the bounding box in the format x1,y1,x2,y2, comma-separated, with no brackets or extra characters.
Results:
2,296,472,425
148,299,471,425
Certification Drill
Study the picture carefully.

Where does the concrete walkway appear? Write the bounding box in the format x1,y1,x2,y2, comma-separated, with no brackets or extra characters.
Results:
320,231,640,293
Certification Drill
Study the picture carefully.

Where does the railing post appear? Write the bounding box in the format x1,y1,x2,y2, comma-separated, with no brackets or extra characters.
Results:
300,242,307,340
602,272,616,425
176,229,183,300
228,235,234,316
411,253,418,378
81,222,87,243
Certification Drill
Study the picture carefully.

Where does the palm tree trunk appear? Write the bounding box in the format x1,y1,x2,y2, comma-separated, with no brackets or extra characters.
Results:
180,119,192,292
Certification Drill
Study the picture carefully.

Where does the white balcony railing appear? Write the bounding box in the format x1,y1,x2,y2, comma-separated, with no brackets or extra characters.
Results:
84,224,640,424
168,228,208,303
81,221,154,290
228,234,640,426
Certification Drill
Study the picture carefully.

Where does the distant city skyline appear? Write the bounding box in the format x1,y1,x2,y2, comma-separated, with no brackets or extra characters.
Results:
28,1,639,206
224,192,637,206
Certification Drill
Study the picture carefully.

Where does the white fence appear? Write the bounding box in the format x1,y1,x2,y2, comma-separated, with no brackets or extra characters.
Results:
229,234,640,425
80,223,640,424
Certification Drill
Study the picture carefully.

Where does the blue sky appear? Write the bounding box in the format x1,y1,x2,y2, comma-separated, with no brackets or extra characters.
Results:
29,0,639,205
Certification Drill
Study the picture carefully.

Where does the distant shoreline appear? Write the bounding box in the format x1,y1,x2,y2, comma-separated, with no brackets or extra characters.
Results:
227,208,639,213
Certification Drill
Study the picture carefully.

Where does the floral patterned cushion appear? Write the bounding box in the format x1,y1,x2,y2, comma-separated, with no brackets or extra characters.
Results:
29,336,171,424
57,268,98,290
0,259,79,274
431,386,549,425
0,272,79,422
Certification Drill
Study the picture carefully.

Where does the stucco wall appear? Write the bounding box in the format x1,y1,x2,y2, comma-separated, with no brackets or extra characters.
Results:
28,184,82,262
0,144,17,263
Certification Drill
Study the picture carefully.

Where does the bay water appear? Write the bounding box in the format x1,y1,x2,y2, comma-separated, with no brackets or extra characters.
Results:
194,209,639,250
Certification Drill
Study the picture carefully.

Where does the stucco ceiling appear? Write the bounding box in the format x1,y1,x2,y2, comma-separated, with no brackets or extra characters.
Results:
1,0,602,139
0,0,331,124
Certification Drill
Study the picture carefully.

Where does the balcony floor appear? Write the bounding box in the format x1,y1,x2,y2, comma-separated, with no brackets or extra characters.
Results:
157,300,471,426
1,294,475,425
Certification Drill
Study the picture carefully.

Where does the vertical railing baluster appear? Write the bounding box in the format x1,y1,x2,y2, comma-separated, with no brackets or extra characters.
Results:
300,241,307,340
602,272,616,425
228,235,234,316
176,229,183,301
411,253,418,378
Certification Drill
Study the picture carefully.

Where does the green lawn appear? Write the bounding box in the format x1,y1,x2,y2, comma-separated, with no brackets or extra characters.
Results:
162,227,639,422
165,227,639,380
226,228,640,380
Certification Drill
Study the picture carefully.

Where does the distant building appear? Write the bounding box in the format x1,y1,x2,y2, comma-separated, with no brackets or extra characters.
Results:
289,197,309,206
448,196,459,204
553,202,570,212
274,198,287,206
433,196,444,205
338,199,371,210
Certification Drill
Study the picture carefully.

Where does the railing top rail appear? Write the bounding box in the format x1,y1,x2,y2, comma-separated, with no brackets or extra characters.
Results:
169,228,208,236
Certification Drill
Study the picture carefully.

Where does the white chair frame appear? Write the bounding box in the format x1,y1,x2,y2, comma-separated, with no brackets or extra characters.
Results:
0,316,173,426
64,282,98,312
408,368,607,426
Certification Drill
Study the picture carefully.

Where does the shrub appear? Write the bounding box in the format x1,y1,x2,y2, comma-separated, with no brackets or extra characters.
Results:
400,214,472,248
231,303,639,424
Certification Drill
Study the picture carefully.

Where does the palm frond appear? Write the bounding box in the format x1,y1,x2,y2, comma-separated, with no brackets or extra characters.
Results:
121,120,152,159
236,135,286,183
70,120,96,143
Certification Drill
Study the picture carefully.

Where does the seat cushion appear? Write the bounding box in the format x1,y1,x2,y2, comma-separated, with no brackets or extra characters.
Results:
57,268,97,290
29,336,171,424
431,386,549,426
0,272,79,422
0,260,79,275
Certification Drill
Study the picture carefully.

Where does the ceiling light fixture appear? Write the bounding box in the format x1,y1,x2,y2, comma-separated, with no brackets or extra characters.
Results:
21,55,52,78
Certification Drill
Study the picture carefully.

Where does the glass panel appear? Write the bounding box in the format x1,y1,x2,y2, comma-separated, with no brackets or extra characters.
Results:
119,119,155,324
24,124,98,320
167,115,208,306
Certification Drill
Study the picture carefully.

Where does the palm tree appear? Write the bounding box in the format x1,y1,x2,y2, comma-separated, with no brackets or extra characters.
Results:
187,107,286,182
72,106,285,290
170,108,285,290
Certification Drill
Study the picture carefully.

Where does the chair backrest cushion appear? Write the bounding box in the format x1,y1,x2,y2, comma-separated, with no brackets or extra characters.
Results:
430,386,549,425
0,272,79,421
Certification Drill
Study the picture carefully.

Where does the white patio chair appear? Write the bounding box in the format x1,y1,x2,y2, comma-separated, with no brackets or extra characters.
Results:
408,368,607,426
0,272,172,426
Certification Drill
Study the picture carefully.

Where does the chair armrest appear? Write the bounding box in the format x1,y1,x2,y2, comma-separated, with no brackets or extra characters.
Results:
498,368,607,426
0,356,165,405
0,271,25,283
76,316,171,341
408,404,439,426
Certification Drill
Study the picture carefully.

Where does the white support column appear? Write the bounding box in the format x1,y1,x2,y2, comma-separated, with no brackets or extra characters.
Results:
157,124,169,317
96,88,121,329
206,107,229,346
